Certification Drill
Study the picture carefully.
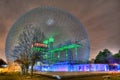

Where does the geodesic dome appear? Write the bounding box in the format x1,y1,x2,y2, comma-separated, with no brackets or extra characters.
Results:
5,7,90,63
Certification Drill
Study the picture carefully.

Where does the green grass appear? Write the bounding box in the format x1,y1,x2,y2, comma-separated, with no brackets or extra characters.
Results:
0,72,54,80
0,72,35,80
0,72,120,80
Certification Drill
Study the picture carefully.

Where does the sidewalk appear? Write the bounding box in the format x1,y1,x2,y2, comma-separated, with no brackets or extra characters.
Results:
34,71,119,79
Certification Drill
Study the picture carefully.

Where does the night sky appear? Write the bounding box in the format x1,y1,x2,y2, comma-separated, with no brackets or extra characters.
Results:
0,0,120,61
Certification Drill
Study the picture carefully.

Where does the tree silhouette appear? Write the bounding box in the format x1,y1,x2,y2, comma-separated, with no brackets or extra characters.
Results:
13,24,45,75
95,49,113,64
113,50,120,63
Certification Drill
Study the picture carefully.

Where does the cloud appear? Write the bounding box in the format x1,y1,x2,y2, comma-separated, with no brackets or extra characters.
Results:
0,0,120,61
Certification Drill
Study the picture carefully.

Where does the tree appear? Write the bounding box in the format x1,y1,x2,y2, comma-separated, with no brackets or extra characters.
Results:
13,24,45,75
30,27,45,76
94,49,113,64
13,46,28,74
113,50,120,63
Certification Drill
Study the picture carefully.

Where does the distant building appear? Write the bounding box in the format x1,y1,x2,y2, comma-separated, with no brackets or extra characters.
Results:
0,58,8,72
0,58,7,67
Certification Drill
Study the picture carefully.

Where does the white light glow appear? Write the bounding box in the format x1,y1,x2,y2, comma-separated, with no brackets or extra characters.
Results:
47,19,54,25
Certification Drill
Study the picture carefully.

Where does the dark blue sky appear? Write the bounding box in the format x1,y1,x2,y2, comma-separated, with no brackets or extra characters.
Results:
0,0,120,61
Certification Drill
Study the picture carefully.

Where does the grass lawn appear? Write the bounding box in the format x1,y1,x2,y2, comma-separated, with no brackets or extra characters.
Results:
0,72,53,80
0,72,120,80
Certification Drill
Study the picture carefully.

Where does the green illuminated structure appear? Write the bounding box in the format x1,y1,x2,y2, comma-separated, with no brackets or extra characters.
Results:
32,37,82,64
43,37,54,44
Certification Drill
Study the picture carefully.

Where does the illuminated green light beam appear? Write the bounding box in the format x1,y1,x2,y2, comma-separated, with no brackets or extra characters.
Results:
48,44,82,53
31,44,82,53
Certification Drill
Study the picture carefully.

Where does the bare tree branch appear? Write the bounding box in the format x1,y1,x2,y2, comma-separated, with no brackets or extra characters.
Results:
12,24,45,75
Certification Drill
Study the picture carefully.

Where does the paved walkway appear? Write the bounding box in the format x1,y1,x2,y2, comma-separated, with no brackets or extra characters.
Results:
34,71,120,79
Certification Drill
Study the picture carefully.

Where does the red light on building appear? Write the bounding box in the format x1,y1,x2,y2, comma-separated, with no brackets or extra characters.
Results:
33,43,47,47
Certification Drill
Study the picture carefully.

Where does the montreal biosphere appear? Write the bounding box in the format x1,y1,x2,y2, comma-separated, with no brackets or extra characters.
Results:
5,7,90,64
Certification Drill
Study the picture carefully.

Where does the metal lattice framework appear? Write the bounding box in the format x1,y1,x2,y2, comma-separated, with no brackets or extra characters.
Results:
32,37,82,64
5,7,90,64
